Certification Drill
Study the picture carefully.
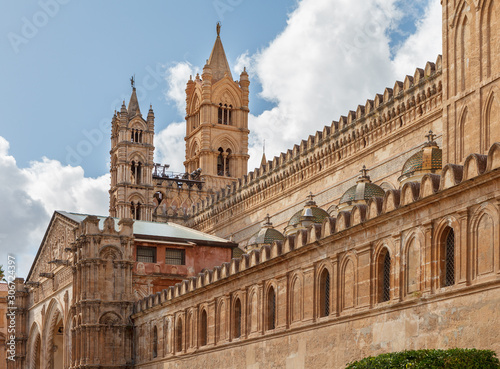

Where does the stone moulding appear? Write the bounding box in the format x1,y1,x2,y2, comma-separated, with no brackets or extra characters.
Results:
133,141,500,315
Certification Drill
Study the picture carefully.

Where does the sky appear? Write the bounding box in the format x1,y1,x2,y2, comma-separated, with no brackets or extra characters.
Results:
0,0,442,278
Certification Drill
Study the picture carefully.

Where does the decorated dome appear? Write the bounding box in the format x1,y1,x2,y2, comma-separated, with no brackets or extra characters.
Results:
399,131,442,183
288,206,329,227
338,166,385,209
246,215,285,251
284,193,329,236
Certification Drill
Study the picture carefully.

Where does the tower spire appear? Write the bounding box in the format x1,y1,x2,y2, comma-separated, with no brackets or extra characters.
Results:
127,75,141,116
207,22,232,82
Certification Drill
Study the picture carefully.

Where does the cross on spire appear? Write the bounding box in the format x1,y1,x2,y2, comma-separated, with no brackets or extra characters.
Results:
360,165,368,177
216,22,221,36
426,130,436,142
264,213,272,227
130,74,135,89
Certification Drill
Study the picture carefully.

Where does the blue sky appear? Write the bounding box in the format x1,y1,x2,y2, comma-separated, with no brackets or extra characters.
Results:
0,0,295,177
0,0,441,277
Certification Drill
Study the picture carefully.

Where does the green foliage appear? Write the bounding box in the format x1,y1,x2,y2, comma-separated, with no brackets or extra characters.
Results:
346,349,500,369
0,265,4,282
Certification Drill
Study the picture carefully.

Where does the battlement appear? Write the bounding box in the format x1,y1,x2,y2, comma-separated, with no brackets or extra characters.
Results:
187,57,443,230
133,141,500,315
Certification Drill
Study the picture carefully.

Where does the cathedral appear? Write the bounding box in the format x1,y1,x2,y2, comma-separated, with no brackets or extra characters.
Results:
8,0,500,368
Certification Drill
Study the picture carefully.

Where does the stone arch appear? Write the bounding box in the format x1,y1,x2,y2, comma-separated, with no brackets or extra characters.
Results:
212,83,242,108
373,241,392,303
289,271,303,323
185,310,194,349
264,281,278,331
458,106,474,160
340,254,357,311
403,230,423,296
434,216,461,287
481,0,500,78
247,286,259,334
484,89,500,149
316,261,333,318
175,315,184,353
232,296,242,339
212,135,239,154
28,322,42,369
455,6,473,92
216,298,227,342
98,245,123,260
189,91,201,115
43,299,65,369
199,308,208,347
470,203,499,277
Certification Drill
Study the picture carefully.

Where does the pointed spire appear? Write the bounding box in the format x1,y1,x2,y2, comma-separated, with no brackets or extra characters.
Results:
127,75,141,117
261,139,267,166
207,23,233,82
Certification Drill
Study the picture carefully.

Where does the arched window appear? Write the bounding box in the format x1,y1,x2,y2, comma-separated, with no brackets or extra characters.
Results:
225,148,231,177
379,249,391,302
175,319,183,353
131,202,141,220
233,298,241,339
218,103,232,125
319,269,330,317
217,148,224,176
131,161,142,184
200,310,207,346
131,129,143,143
153,326,158,358
443,228,455,287
267,286,276,331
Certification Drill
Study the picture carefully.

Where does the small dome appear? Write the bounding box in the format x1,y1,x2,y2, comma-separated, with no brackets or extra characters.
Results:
288,206,329,227
399,131,442,182
248,227,285,246
339,182,386,204
338,166,385,208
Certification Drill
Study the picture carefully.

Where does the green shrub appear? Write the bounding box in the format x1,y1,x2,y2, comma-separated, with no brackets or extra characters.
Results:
346,348,500,369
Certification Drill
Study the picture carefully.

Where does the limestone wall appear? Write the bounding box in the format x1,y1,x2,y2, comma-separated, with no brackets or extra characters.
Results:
132,143,500,368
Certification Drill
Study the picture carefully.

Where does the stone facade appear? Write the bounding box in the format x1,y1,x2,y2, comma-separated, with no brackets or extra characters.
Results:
9,0,500,368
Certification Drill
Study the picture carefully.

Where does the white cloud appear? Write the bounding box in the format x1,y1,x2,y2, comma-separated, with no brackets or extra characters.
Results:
154,122,186,173
243,0,441,171
154,0,442,174
392,0,442,77
0,137,109,278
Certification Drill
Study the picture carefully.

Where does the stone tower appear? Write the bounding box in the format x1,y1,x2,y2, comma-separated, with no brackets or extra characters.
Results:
70,216,135,367
109,83,155,221
442,0,500,163
184,23,250,189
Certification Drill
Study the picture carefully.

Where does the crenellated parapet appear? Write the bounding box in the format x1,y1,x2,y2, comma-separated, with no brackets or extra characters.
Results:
187,57,443,234
133,141,500,317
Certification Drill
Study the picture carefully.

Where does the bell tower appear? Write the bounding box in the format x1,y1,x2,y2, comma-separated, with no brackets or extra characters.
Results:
184,23,250,188
109,78,155,221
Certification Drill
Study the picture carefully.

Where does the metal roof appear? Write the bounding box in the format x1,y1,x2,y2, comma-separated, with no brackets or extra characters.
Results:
57,211,232,244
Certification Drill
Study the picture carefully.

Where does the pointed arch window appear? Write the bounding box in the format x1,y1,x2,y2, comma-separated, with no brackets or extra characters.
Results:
175,319,183,353
233,298,242,339
200,309,208,346
218,103,232,125
153,326,158,358
379,250,391,302
319,269,330,317
217,148,224,176
131,161,142,184
131,129,143,143
267,286,276,331
131,202,141,220
443,228,455,287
